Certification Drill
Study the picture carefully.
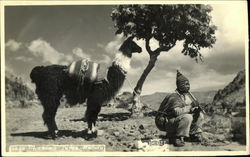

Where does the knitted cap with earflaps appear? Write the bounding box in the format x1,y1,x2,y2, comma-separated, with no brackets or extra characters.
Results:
176,70,189,90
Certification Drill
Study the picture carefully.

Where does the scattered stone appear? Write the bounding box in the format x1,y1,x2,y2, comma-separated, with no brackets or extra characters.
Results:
97,130,104,136
139,124,145,130
113,131,120,136
130,124,136,129
123,124,129,130
127,132,134,136
215,134,226,142
131,143,137,149
139,129,146,134
223,140,231,144
104,135,109,139
108,141,113,146
134,136,140,141
127,143,133,148
98,116,104,121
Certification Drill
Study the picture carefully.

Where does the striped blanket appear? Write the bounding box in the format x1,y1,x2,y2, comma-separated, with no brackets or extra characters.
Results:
68,59,106,83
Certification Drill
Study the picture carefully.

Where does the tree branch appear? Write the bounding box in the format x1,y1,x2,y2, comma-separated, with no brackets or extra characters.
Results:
145,37,153,55
155,43,176,53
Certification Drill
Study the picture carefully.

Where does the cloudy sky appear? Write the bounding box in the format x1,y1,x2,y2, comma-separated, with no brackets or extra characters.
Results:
4,2,247,95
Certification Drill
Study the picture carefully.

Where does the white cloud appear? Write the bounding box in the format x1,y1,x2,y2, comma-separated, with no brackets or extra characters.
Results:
72,47,91,59
211,3,247,44
28,38,73,65
104,34,124,54
97,43,104,48
15,56,33,62
190,69,236,92
5,39,21,52
128,66,143,76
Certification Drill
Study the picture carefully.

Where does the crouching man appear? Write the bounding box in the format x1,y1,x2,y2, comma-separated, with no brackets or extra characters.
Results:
155,70,204,147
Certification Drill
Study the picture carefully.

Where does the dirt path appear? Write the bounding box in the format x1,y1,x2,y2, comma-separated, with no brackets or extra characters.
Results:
5,106,246,152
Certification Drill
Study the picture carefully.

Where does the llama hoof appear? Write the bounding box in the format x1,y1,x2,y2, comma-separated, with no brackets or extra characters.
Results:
92,130,98,137
84,132,97,141
46,133,56,140
55,130,59,135
84,129,97,140
87,129,92,135
47,130,59,139
92,128,98,134
51,133,58,140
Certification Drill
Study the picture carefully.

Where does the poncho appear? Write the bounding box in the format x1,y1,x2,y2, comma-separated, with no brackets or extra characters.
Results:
155,93,191,131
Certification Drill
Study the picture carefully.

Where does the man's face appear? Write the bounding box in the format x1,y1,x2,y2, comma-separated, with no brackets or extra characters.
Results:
178,80,190,93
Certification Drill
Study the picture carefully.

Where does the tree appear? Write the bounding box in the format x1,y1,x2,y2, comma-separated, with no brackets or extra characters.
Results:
111,4,217,116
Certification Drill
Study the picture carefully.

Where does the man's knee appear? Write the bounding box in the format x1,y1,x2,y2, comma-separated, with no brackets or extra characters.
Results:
181,114,193,123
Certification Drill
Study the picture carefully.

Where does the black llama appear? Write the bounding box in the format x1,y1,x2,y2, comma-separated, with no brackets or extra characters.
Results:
30,36,142,138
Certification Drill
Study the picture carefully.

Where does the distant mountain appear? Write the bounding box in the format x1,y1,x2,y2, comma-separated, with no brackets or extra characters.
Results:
212,70,245,114
192,91,217,104
141,92,169,110
114,90,217,111
141,91,217,110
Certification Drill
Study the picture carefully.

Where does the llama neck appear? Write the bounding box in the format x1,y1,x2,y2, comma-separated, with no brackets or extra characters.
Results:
104,52,131,100
112,52,131,74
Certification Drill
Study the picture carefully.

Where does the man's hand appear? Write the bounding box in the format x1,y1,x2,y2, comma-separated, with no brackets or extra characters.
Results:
159,116,165,122
157,115,168,124
191,106,200,113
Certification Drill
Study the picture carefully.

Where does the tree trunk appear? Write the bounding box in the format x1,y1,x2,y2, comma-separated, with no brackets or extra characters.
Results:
131,54,158,117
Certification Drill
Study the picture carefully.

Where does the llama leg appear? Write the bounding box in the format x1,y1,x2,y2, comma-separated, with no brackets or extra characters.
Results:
86,95,101,135
90,108,100,134
42,110,58,138
92,122,96,133
85,111,97,134
42,99,60,138
91,115,98,133
87,121,93,134
85,105,93,134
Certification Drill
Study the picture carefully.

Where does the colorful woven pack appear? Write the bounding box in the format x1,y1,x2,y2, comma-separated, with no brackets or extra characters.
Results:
68,59,100,82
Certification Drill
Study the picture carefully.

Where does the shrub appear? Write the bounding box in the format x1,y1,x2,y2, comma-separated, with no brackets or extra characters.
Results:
231,116,246,144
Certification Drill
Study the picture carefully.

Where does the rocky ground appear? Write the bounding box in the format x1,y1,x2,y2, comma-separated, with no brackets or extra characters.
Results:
5,105,246,152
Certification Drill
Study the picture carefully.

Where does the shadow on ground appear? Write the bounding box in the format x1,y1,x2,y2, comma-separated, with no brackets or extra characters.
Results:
11,131,52,139
11,129,97,140
70,112,131,122
98,112,131,121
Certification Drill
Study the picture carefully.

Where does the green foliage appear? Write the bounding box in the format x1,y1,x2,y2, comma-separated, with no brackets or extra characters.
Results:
111,4,217,61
